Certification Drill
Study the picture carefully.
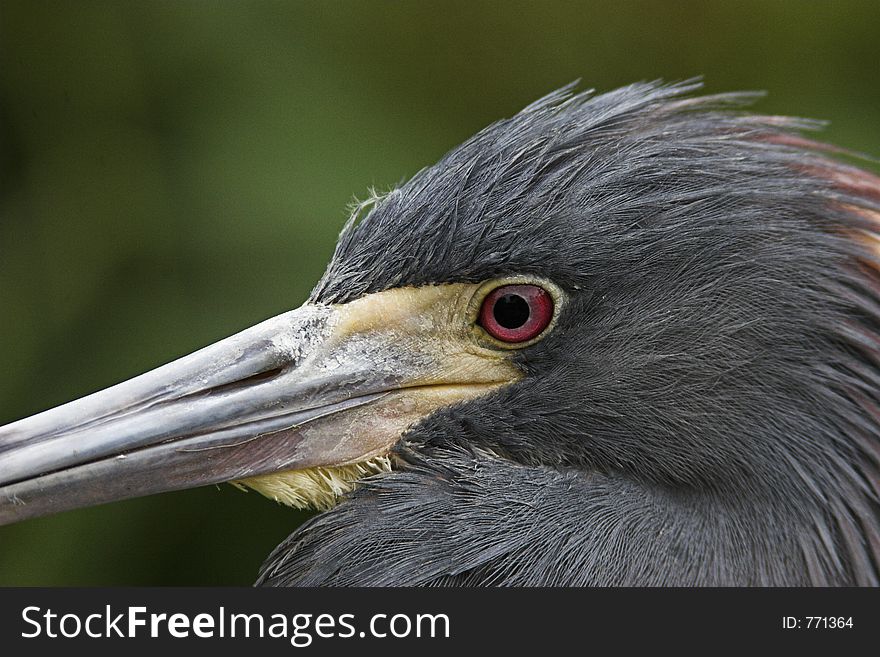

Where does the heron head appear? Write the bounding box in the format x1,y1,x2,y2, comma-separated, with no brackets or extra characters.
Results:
1,81,878,585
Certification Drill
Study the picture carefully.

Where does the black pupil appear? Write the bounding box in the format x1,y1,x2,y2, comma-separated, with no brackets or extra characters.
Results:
493,294,530,329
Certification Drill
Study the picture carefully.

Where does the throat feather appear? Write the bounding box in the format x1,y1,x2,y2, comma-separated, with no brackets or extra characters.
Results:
232,455,392,510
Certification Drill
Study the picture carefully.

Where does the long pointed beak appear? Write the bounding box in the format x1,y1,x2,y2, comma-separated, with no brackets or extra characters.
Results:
0,285,519,525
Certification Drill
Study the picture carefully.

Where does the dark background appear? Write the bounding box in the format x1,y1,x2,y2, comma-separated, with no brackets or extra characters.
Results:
1,1,878,584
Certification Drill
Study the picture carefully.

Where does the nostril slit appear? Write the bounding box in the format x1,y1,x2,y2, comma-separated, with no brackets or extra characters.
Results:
175,366,287,402
204,366,286,396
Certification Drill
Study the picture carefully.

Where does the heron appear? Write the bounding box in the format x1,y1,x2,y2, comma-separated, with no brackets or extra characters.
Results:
0,80,878,585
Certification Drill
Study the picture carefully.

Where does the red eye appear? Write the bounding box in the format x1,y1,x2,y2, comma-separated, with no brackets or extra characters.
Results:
478,284,554,344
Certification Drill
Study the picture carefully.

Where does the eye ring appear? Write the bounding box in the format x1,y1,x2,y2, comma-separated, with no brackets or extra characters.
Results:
478,284,554,344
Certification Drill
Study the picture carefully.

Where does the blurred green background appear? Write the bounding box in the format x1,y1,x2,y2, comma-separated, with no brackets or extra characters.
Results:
1,0,878,585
